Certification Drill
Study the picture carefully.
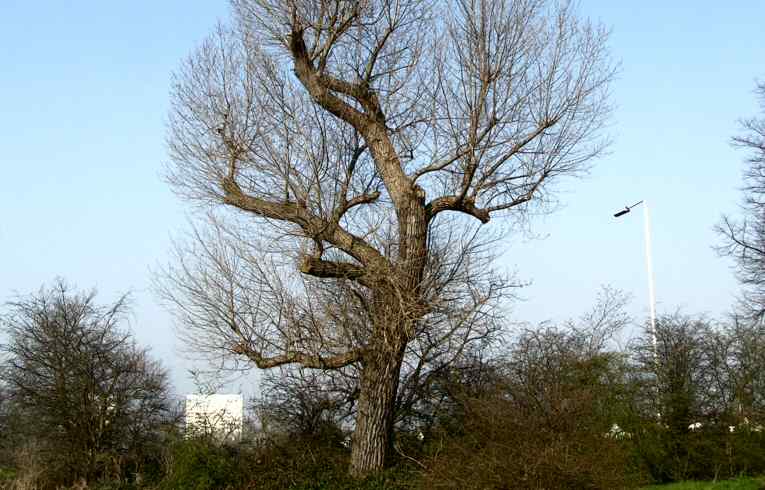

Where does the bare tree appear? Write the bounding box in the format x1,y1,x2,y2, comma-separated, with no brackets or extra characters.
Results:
504,286,630,424
160,0,614,476
629,313,725,437
0,280,173,485
714,315,765,423
717,81,765,321
423,288,634,489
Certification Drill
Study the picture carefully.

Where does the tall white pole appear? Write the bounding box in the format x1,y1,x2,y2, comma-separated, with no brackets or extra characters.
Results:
642,202,657,357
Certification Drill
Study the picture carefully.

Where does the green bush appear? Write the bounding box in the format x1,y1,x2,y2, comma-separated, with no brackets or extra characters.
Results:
0,468,16,482
421,351,644,489
153,432,419,490
628,420,765,484
157,437,244,490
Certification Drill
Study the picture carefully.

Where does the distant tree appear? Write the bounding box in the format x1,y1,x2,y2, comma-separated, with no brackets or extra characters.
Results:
705,315,765,423
424,288,636,489
630,312,765,428
628,313,765,482
160,0,614,476
717,81,765,320
631,314,714,433
0,280,172,485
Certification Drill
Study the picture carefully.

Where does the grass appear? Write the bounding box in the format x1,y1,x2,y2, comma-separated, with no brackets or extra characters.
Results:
0,468,16,481
643,476,765,490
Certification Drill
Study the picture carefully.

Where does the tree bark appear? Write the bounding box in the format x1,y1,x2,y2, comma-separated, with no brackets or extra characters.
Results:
349,344,406,478
347,190,429,477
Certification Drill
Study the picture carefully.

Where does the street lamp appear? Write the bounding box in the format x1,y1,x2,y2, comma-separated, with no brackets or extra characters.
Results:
613,200,643,218
613,200,657,357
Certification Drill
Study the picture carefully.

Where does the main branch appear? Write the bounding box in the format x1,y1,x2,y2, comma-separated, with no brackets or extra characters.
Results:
234,342,364,369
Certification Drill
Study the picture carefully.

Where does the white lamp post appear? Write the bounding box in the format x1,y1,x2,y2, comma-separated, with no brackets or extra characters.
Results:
613,200,657,356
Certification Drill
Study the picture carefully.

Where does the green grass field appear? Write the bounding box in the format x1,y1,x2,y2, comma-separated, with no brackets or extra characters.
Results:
644,477,765,490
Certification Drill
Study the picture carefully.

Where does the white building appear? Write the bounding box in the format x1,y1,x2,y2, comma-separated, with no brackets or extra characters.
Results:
185,394,244,441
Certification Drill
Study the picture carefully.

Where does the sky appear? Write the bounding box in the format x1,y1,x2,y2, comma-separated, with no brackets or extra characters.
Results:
1,1,763,397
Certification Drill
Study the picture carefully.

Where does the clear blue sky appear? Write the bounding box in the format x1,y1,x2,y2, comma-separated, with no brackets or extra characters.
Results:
1,1,763,395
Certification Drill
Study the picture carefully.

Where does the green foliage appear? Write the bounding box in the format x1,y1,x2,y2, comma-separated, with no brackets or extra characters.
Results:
155,434,418,490
157,437,244,490
626,314,765,484
628,421,765,484
0,468,16,482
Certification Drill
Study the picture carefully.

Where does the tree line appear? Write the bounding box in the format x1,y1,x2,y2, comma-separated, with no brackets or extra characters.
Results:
4,284,765,488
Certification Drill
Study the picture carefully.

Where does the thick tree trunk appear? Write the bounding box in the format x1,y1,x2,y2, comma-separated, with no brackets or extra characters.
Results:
349,346,406,478
349,188,428,477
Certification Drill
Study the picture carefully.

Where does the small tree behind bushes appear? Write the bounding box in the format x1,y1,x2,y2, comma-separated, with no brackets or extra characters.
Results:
0,280,174,488
423,290,641,489
626,313,765,483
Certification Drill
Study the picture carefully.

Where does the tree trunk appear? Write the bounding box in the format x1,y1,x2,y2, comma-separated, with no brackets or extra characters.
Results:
349,346,406,478
349,189,427,477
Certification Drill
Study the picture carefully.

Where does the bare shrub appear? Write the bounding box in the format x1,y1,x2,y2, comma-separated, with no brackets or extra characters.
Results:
0,280,173,487
424,290,639,489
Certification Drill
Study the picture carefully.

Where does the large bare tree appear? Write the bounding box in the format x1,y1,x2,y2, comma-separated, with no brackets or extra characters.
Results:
160,0,614,476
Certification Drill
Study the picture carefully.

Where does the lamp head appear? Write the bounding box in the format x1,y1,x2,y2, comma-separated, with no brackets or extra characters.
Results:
614,207,631,218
